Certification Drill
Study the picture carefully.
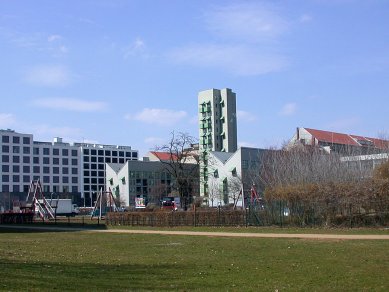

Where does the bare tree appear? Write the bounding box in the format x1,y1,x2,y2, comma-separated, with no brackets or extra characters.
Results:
155,131,199,210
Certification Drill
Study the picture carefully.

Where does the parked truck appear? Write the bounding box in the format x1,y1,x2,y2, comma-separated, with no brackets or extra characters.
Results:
38,199,79,216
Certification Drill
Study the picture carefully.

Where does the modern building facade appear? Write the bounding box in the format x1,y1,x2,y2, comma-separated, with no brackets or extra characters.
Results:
198,88,237,153
205,147,270,207
198,88,238,198
0,129,138,209
106,159,199,207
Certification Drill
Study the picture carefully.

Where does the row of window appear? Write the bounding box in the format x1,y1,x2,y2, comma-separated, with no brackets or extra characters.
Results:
2,174,78,184
1,136,30,144
1,145,78,156
83,156,132,163
83,149,137,158
2,185,78,193
83,170,104,177
84,178,105,184
1,155,78,165
2,165,78,175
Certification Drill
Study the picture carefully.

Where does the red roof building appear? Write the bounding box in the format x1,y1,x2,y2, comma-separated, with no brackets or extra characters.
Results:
290,127,389,155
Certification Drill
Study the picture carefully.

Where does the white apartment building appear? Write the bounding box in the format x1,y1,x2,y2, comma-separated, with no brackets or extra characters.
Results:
0,129,138,207
198,88,238,198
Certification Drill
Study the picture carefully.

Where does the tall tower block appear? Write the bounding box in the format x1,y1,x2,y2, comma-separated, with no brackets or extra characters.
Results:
198,88,237,153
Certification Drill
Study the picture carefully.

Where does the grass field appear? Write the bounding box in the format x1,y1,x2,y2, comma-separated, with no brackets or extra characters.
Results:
0,228,388,291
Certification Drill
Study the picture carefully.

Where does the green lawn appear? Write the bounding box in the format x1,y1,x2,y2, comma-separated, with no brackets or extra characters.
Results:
0,228,388,291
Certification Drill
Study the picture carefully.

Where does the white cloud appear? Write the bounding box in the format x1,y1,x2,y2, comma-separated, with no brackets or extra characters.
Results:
279,103,297,116
0,113,15,127
205,2,288,42
123,37,148,59
169,44,288,76
125,108,188,126
47,34,62,42
237,110,257,122
33,98,107,112
25,65,71,87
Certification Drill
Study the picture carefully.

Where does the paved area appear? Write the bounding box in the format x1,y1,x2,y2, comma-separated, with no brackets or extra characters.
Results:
1,224,388,240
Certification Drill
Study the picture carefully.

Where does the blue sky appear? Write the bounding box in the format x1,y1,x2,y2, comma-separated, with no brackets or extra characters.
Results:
1,0,388,155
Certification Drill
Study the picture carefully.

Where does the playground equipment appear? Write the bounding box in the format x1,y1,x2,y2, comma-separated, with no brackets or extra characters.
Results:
90,187,119,220
13,179,56,221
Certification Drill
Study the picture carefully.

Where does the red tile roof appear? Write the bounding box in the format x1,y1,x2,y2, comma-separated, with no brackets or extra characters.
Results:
304,128,389,149
304,128,360,146
149,151,179,161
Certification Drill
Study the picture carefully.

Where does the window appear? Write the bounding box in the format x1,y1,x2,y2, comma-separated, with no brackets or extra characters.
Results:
112,158,117,163
91,178,97,184
105,150,111,156
43,148,49,155
62,149,69,156
91,149,96,155
33,147,39,155
119,151,124,157
105,157,111,163
13,185,20,192
126,152,132,158
98,178,104,184
62,158,68,165
84,156,89,162
23,166,30,173
13,136,20,144
23,147,30,154
72,159,78,166
112,151,117,157
84,178,90,184
98,150,103,155
2,145,9,153
98,157,104,163
91,156,96,162
53,158,59,165
63,177,69,184
83,149,89,155
13,156,20,163
91,171,97,176
23,137,30,144
119,158,124,163
84,170,89,176
23,175,30,183
62,167,69,174
71,149,78,156
72,168,78,175
33,157,39,164
53,176,59,183
53,167,59,174
72,177,78,184
43,176,50,183
83,163,89,169
242,160,248,169
43,157,50,164
33,166,40,173
91,164,97,170
13,175,19,182
13,146,20,153
2,165,9,172
43,167,50,174
13,165,19,173
2,135,9,143
23,156,30,163
72,186,78,193
98,171,104,177
133,152,138,158
2,155,9,163
98,164,104,170
2,185,9,192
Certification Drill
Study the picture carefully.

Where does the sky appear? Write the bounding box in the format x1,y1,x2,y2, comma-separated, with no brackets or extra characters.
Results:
0,0,388,156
